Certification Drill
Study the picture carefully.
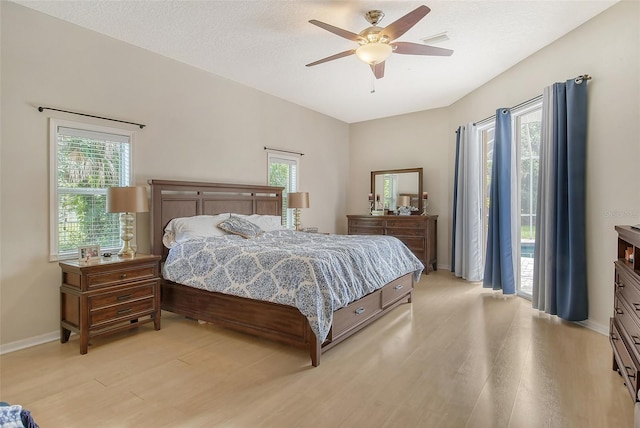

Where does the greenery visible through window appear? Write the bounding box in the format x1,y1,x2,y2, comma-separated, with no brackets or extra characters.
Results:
267,153,298,228
50,120,133,260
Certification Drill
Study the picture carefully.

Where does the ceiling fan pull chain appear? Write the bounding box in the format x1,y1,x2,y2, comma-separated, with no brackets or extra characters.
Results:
371,74,376,94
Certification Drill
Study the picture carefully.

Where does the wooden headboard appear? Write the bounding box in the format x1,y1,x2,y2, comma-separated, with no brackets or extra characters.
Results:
148,179,284,260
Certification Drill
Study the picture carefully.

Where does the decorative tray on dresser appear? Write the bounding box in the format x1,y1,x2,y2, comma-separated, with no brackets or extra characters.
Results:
611,225,640,401
59,254,161,354
347,214,437,273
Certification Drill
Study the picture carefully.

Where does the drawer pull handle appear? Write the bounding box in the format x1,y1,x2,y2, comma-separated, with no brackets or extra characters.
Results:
616,308,624,315
120,273,127,279
117,308,132,316
617,282,625,289
612,332,619,341
117,294,132,301
626,366,636,380
632,335,640,346
355,307,366,315
394,285,404,290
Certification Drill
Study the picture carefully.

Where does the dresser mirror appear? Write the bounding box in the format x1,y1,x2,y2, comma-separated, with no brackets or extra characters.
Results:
371,167,423,213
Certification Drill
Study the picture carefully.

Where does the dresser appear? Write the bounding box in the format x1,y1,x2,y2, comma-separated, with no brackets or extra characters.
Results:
59,254,161,354
347,214,437,273
611,225,640,401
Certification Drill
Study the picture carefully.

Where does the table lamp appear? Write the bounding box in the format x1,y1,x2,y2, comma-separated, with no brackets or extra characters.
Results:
397,195,411,215
106,186,149,257
288,192,310,231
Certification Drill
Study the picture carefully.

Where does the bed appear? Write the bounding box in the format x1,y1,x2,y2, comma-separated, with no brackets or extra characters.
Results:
149,179,423,366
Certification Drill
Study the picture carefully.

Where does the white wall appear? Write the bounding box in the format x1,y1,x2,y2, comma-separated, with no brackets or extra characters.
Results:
349,0,640,332
0,2,349,347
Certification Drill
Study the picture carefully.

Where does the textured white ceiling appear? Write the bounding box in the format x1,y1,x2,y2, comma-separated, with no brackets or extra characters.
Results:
16,0,617,123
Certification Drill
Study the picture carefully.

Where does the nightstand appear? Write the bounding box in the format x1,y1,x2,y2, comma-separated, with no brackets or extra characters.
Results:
59,254,161,354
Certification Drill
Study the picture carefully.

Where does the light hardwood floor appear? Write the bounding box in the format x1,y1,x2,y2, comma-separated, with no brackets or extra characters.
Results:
0,271,634,427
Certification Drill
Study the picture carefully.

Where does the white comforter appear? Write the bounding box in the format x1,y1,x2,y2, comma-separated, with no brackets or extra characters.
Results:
162,230,424,342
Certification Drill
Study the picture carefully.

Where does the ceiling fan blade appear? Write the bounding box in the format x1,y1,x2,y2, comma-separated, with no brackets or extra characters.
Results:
306,49,356,67
379,5,430,42
309,20,363,42
370,62,385,79
392,42,453,56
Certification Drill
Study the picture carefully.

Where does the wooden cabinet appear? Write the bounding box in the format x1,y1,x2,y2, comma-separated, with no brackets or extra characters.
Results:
611,225,640,401
59,254,161,354
347,214,437,273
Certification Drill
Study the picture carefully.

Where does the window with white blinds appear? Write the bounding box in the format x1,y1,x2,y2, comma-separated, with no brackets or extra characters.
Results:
49,119,133,260
267,152,299,229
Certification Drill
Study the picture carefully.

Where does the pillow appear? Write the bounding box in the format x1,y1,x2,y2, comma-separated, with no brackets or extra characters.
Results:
235,214,285,232
163,214,230,248
217,216,264,238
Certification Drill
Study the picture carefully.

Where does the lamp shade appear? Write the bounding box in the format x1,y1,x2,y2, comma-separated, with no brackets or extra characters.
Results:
106,186,149,213
355,43,392,65
288,192,310,209
397,195,411,207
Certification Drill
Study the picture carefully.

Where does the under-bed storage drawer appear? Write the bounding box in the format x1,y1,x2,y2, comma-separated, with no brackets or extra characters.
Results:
332,291,382,338
381,274,413,308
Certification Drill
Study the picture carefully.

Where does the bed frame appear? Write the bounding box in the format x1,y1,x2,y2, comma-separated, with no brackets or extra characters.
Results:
149,179,414,366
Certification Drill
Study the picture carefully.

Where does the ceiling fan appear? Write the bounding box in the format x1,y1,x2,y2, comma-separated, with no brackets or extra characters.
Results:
306,5,453,79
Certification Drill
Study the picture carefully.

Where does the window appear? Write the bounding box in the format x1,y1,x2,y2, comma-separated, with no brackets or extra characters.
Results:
267,152,299,228
49,119,133,260
479,100,542,298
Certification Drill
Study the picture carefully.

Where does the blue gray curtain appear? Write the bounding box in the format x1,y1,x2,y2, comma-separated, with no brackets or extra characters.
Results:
532,78,588,320
451,123,484,281
483,109,516,294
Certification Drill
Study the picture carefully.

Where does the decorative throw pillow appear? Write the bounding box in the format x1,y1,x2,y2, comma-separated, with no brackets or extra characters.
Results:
217,216,264,238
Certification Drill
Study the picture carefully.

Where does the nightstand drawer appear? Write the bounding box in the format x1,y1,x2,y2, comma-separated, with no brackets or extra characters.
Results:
87,264,157,289
90,298,155,328
381,274,413,307
89,281,156,310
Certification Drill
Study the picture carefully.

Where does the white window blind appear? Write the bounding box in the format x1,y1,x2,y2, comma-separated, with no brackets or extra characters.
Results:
267,152,299,228
50,120,133,260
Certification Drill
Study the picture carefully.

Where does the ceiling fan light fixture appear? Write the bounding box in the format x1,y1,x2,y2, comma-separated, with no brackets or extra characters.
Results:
355,43,392,65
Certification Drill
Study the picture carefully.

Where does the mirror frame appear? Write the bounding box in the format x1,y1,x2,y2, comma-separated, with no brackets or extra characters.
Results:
370,167,423,214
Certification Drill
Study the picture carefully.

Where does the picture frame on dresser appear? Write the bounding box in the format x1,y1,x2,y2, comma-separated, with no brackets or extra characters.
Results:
78,244,100,262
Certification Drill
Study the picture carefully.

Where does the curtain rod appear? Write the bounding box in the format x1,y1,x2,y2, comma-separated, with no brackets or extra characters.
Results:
264,146,304,156
467,74,593,128
37,106,146,129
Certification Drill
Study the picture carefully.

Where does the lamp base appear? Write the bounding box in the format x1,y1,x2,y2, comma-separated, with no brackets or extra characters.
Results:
118,212,136,257
294,208,302,231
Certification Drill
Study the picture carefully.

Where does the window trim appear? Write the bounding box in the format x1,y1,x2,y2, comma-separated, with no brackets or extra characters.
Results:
49,118,135,261
266,151,300,229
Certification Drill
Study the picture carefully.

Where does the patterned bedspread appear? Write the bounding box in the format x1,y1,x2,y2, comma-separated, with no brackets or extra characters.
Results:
162,230,424,342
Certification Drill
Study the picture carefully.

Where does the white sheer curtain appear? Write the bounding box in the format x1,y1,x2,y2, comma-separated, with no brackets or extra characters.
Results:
532,86,555,310
452,123,484,281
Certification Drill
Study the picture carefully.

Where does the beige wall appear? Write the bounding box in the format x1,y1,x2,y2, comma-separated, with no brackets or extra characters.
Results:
0,2,349,347
2,1,638,349
349,0,640,332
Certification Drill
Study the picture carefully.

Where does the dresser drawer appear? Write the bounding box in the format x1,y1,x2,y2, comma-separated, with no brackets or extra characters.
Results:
348,218,384,228
89,281,156,311
332,291,381,337
349,226,384,235
615,295,640,361
87,264,157,289
396,237,425,252
90,297,155,328
386,227,425,237
617,263,640,314
381,274,413,308
385,219,425,229
611,318,640,401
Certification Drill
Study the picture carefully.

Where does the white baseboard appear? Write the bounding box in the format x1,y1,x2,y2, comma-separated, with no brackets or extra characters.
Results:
577,319,608,336
0,330,60,355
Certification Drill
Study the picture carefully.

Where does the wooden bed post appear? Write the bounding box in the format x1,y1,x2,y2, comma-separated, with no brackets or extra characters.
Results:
308,325,321,367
